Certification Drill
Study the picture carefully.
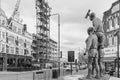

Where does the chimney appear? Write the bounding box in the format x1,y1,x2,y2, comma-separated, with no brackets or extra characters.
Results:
22,24,27,34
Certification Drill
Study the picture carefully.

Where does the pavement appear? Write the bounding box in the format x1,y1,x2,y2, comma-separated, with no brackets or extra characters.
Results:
63,74,120,80
56,69,120,80
0,69,120,80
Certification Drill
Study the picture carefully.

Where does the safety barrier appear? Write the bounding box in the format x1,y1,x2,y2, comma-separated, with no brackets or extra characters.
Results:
0,68,67,80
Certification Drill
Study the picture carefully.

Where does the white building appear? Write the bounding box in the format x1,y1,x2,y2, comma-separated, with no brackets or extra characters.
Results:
0,6,33,70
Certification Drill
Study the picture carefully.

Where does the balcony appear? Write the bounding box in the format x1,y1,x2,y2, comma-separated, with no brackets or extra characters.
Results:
38,49,47,53
37,16,48,24
38,38,48,42
37,3,48,12
38,11,49,20
31,43,37,48
38,25,49,31
39,44,47,48
38,33,47,37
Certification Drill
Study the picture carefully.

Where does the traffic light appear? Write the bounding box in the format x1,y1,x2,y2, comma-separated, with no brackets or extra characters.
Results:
68,51,74,62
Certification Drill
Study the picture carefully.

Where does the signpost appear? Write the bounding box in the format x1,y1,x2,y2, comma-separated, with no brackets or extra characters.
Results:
68,51,75,75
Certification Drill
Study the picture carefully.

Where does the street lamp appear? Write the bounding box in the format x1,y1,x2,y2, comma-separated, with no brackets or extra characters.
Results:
114,31,120,78
49,13,61,76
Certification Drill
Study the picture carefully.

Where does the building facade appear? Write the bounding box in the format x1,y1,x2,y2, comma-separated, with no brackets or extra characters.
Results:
0,6,33,71
103,0,120,71
49,38,58,68
0,8,32,69
34,0,50,69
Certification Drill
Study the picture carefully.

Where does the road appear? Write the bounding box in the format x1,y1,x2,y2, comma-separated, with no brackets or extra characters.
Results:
52,69,88,80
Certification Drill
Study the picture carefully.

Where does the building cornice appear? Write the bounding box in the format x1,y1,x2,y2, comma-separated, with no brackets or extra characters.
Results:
0,25,32,40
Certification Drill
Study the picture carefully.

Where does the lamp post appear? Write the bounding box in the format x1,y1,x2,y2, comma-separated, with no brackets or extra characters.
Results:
114,31,120,78
49,13,61,76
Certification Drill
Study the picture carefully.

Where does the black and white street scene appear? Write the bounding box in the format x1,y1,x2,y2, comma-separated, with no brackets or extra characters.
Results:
0,0,120,80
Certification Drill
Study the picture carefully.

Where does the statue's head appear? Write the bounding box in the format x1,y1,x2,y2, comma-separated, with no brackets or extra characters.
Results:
87,27,95,35
89,12,96,21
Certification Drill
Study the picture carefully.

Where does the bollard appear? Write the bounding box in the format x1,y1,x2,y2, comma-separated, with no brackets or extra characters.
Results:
16,73,19,80
33,72,35,80
63,69,64,76
44,70,46,80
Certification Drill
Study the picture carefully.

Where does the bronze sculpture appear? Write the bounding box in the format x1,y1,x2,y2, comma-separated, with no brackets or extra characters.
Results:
89,12,105,77
85,27,100,79
83,10,109,80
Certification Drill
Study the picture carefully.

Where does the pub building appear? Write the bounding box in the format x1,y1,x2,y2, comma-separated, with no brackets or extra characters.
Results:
0,5,33,70
103,0,120,73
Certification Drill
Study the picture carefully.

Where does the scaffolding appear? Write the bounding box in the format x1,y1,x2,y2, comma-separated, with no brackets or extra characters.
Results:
35,0,50,69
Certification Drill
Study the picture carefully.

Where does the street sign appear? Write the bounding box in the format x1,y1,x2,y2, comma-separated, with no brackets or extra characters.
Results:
68,51,75,62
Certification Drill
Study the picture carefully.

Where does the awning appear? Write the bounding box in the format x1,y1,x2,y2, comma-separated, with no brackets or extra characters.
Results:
103,57,116,62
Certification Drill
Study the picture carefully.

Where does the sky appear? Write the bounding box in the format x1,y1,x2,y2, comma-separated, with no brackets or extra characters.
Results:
1,0,117,59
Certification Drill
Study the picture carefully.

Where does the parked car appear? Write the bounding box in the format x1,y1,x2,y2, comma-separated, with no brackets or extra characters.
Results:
65,66,74,71
79,64,87,70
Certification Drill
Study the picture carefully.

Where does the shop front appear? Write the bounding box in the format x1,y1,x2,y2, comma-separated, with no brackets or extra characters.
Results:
103,46,117,73
103,57,116,72
0,52,32,71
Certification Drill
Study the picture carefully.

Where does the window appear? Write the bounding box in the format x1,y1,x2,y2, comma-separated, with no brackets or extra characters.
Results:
10,47,14,54
114,36,117,46
24,49,29,55
15,40,19,46
15,37,19,46
24,40,26,48
19,48,23,55
18,28,21,34
0,31,1,39
112,36,114,45
114,17,118,28
109,19,113,30
13,26,17,32
2,44,5,53
112,18,115,28
0,43,1,52
0,19,1,24
109,35,112,46
19,38,24,47
26,41,31,48
2,20,5,25
9,23,12,30
8,35,14,44
6,45,9,53
16,47,19,55
2,32,5,39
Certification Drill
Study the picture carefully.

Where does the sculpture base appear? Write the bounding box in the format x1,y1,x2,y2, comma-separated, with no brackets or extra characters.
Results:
78,74,110,80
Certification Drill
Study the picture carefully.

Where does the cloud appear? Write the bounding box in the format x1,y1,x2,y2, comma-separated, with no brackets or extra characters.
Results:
2,0,117,59
49,0,117,59
49,0,116,24
2,0,36,34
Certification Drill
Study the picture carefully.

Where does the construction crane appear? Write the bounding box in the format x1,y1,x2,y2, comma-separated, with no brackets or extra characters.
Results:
8,0,21,25
12,0,21,18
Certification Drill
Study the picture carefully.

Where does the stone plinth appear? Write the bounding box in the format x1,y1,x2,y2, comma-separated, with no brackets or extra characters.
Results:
78,75,110,80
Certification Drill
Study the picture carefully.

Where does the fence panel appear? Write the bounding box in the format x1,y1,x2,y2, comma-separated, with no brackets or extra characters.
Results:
18,72,33,80
33,70,46,80
0,72,18,80
0,68,69,80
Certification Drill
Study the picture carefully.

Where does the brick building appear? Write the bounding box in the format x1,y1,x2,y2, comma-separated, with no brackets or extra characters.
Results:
103,0,120,71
